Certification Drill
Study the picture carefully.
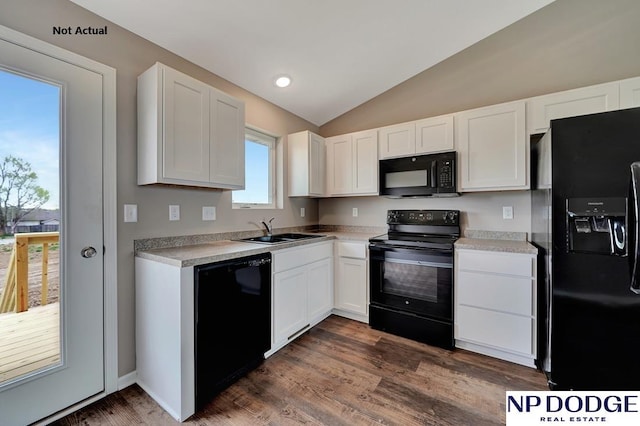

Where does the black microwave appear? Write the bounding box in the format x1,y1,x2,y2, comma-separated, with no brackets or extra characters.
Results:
379,151,458,197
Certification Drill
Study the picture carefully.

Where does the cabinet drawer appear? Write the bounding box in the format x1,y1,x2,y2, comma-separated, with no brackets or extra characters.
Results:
457,271,533,315
457,250,533,277
336,241,367,259
456,305,533,355
273,242,333,273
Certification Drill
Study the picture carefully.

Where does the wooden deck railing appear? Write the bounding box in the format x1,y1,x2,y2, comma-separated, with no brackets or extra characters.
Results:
0,232,59,314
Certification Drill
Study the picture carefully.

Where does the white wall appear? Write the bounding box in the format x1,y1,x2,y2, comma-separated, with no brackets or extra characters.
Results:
320,191,531,235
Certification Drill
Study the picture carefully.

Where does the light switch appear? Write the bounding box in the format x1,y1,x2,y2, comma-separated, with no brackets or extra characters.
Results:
202,206,216,221
503,206,514,220
352,208,358,217
124,204,137,223
169,205,180,221
300,207,305,218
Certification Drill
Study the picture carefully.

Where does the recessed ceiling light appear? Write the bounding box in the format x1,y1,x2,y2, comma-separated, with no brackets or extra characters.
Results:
274,75,291,88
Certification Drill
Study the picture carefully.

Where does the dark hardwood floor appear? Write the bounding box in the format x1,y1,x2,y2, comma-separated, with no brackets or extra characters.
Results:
53,315,547,425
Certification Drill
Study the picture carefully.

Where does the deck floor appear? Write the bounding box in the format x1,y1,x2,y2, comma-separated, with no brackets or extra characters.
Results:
0,302,60,383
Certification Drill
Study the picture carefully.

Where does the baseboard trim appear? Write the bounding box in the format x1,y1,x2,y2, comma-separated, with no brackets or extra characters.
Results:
455,340,536,368
331,309,368,324
118,371,137,390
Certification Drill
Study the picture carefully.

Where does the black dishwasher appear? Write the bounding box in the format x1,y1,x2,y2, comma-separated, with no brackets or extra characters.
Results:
194,252,271,409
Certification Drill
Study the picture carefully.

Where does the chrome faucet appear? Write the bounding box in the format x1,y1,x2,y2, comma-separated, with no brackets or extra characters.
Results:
261,217,275,236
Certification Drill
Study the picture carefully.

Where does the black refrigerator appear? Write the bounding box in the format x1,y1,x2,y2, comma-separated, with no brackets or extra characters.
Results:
531,107,640,390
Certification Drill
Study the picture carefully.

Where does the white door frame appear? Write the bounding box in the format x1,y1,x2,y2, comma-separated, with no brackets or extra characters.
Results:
0,23,118,415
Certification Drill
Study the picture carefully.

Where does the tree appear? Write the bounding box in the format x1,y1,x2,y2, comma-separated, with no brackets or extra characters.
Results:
0,155,50,234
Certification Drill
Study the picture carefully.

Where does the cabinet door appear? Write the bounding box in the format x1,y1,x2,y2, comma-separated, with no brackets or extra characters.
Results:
335,257,367,315
457,305,533,355
415,115,454,154
309,132,326,196
307,258,332,324
273,268,308,345
528,82,619,134
162,66,210,183
378,122,415,159
209,90,245,189
352,130,378,194
326,134,353,195
456,101,527,191
620,76,640,109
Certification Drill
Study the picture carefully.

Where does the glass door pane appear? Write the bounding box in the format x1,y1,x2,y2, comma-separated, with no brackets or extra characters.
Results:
0,69,61,385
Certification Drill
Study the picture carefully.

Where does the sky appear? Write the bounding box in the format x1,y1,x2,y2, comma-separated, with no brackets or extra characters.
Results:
0,69,60,210
232,140,269,204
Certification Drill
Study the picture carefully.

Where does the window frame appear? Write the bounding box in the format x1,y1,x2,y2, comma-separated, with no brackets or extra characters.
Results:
232,127,277,209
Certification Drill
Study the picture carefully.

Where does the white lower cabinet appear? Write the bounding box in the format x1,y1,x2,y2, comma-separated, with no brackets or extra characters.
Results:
333,241,369,322
307,258,333,320
135,258,195,421
269,242,333,355
454,248,537,368
272,266,308,345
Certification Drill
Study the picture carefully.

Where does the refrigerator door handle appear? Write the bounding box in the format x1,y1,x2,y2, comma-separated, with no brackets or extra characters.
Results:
615,220,626,251
630,162,640,294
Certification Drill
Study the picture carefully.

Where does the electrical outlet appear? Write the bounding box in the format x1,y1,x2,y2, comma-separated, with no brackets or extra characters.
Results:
169,205,180,221
352,207,358,217
503,206,514,220
202,206,216,221
300,207,305,218
124,204,137,223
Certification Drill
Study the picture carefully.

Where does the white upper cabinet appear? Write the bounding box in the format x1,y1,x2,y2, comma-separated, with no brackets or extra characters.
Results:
326,129,378,196
620,76,640,109
527,81,619,134
287,130,325,197
138,62,245,189
209,91,245,188
352,130,378,194
415,115,455,155
455,100,527,191
378,122,415,159
378,115,454,159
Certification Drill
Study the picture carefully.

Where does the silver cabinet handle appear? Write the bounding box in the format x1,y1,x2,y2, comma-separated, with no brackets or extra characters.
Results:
81,246,97,258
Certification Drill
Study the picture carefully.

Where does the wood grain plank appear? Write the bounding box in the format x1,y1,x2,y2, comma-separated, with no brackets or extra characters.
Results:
53,315,548,425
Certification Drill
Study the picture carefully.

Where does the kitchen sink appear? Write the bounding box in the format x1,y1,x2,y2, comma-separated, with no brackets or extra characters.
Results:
240,233,324,244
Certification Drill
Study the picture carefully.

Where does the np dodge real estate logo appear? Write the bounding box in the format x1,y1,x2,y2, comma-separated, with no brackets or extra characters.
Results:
506,391,640,425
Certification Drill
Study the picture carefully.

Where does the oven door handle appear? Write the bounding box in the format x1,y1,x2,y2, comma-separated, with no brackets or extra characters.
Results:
369,243,453,256
382,257,453,269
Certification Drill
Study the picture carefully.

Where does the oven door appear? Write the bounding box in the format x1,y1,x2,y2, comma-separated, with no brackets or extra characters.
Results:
369,243,452,321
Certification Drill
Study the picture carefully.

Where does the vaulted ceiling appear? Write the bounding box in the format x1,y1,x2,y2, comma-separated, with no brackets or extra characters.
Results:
70,0,555,126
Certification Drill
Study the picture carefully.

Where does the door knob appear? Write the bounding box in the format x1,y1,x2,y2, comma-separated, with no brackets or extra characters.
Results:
81,246,97,258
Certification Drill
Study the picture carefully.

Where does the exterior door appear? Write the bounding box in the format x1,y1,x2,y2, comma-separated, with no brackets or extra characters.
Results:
0,32,106,425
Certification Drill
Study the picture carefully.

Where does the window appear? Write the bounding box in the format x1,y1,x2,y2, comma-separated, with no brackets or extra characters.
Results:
232,128,276,208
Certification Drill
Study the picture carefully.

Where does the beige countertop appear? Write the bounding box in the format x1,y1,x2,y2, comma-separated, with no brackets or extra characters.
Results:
455,237,538,254
136,231,379,268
